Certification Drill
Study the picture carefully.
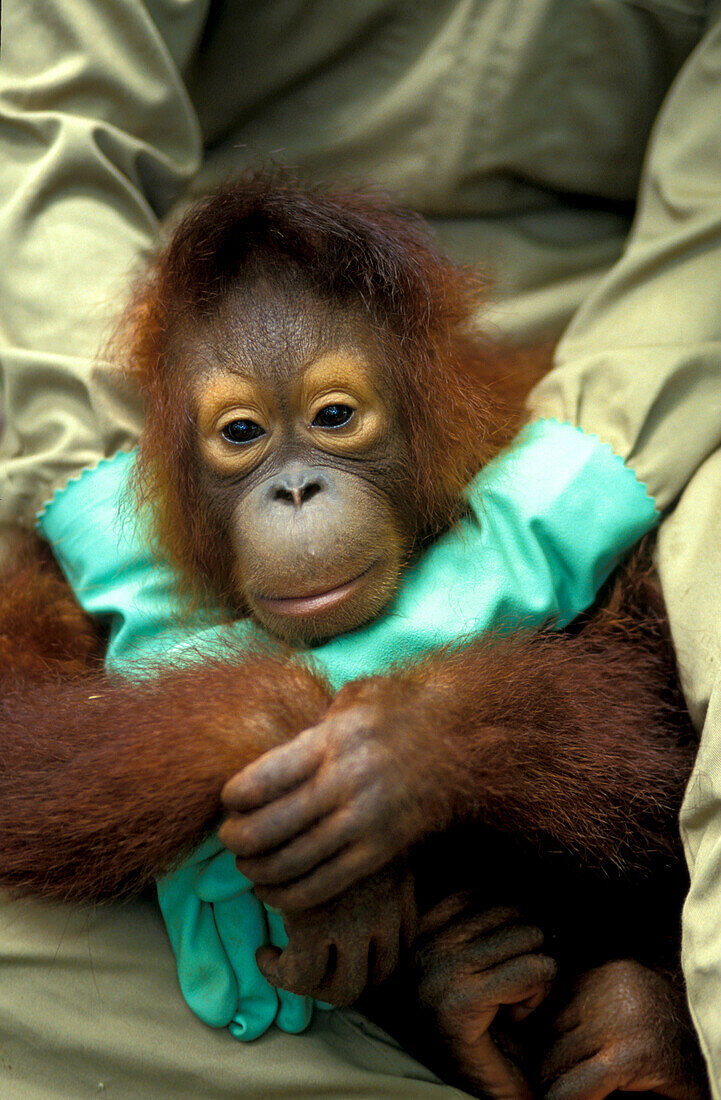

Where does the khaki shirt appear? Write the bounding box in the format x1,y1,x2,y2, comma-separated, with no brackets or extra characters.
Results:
1,0,720,524
3,2,721,1092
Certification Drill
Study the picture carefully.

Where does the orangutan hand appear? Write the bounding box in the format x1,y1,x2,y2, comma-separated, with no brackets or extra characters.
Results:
541,960,709,1100
255,862,417,1006
221,677,455,909
414,897,557,1100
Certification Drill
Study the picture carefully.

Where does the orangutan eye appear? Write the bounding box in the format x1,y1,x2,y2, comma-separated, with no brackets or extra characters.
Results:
221,419,265,445
312,404,355,429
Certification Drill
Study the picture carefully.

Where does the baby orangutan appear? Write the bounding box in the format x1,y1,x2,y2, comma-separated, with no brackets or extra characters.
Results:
0,171,707,1098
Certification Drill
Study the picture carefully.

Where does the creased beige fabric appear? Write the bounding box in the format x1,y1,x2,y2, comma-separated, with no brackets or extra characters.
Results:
1,0,721,1092
0,889,469,1099
2,1,719,522
657,449,721,1092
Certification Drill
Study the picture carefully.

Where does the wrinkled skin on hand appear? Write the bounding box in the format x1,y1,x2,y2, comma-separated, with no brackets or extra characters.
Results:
255,862,417,1006
221,678,455,911
412,896,557,1100
541,961,709,1100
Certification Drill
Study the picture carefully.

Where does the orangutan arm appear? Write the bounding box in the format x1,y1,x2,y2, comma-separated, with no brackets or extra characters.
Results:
0,654,330,902
222,627,694,910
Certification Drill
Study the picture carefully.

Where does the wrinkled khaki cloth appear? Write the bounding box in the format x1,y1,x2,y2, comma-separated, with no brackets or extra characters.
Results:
0,889,469,1100
658,451,721,1091
1,0,721,1094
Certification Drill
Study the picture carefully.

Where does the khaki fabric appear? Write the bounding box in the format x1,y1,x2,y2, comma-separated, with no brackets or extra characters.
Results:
2,0,721,1092
657,451,721,1092
0,889,468,1099
1,0,720,522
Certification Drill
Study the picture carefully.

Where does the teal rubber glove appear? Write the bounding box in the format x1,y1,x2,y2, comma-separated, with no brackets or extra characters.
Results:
156,838,325,1038
38,418,659,1039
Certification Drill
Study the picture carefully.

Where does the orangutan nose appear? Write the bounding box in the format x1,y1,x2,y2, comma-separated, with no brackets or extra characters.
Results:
267,467,328,508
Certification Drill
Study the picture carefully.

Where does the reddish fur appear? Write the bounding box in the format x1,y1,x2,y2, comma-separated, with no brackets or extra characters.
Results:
0,666,329,901
0,172,705,1094
340,626,692,872
0,552,331,901
0,540,102,682
0,544,692,900
117,167,548,602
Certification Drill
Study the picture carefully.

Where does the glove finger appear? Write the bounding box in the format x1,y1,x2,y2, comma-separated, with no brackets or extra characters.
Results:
157,879,238,1028
194,845,255,902
214,894,282,1040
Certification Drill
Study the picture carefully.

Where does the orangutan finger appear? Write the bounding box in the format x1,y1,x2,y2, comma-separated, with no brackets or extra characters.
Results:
256,939,330,997
369,929,401,987
487,952,557,1007
320,941,370,1007
459,1029,534,1100
540,1027,597,1085
232,808,361,885
465,922,547,973
222,727,326,811
544,1056,620,1100
416,899,519,943
254,842,384,910
219,780,340,860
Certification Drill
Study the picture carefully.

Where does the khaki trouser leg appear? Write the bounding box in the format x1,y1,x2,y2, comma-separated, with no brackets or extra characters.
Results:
657,447,721,1095
0,891,469,1099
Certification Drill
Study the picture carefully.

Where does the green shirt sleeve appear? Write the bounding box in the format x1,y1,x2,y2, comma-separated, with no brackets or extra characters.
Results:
530,11,721,511
0,0,206,526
